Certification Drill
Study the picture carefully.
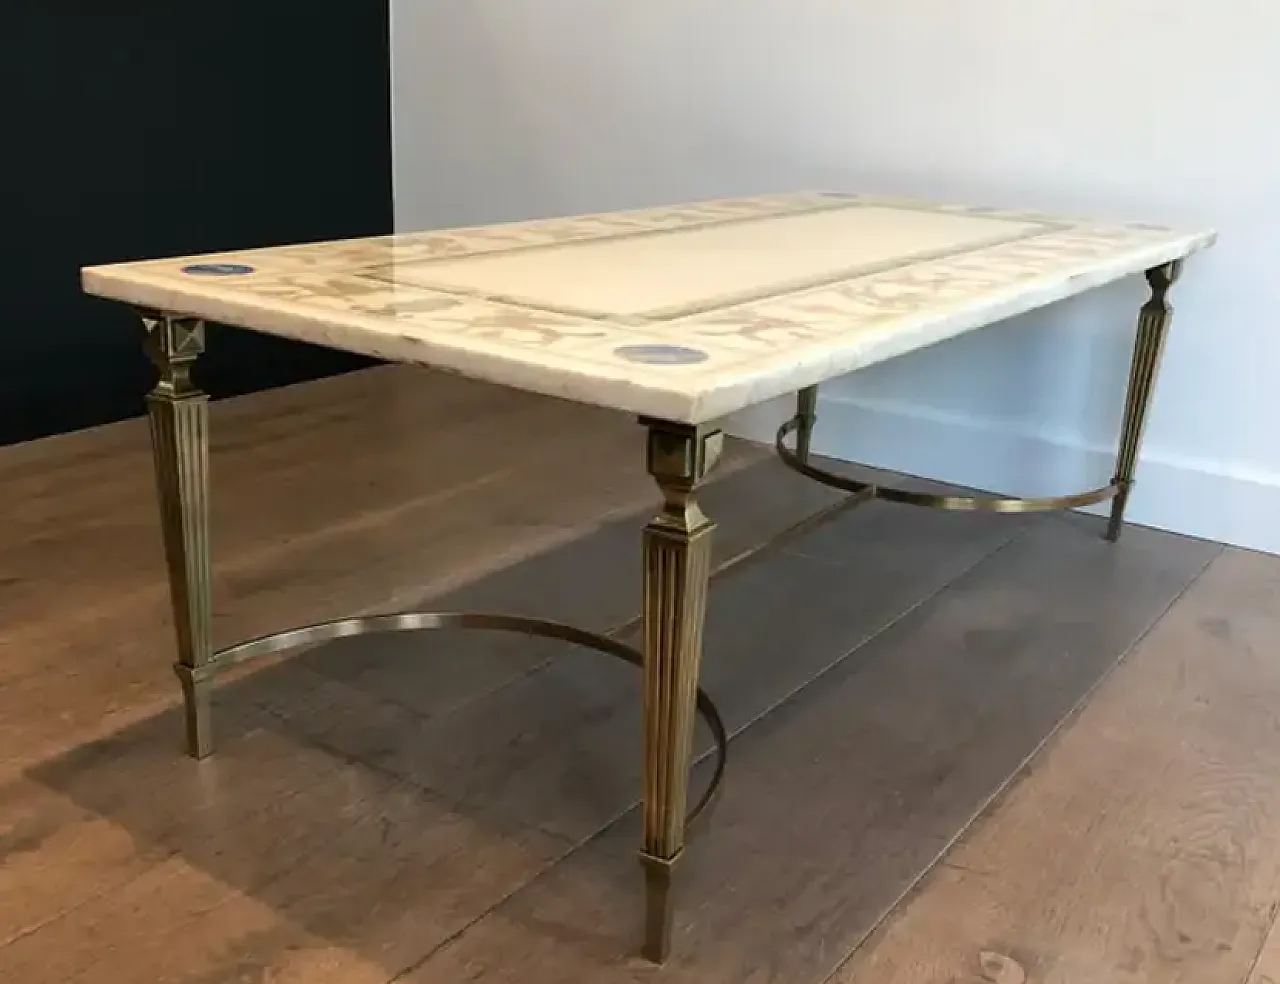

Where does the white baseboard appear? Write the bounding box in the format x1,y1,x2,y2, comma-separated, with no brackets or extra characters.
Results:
728,393,1280,556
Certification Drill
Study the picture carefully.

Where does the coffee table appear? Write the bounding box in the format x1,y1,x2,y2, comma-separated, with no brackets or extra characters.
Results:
82,191,1215,961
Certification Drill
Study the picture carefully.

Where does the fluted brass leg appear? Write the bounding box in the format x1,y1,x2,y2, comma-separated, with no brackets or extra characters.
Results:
638,418,722,963
143,313,215,758
1106,261,1182,542
795,385,819,462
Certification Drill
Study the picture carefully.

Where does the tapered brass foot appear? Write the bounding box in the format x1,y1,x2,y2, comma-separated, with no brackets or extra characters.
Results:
640,850,679,962
174,664,215,759
1106,261,1182,542
143,312,215,759
637,418,722,963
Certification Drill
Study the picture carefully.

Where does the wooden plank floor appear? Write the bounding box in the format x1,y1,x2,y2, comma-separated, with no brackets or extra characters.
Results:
2,364,1277,984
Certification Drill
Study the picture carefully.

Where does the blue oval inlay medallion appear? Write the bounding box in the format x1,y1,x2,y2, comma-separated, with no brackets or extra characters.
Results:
182,263,256,277
614,344,709,366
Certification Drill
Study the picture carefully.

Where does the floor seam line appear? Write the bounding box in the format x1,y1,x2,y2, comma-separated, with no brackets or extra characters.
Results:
1239,899,1280,984
0,846,183,956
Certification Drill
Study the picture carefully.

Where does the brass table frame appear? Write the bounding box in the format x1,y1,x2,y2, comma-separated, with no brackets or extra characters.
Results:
139,260,1180,963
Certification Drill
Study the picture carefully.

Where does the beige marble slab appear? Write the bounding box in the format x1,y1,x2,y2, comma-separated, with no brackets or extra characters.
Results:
81,192,1215,424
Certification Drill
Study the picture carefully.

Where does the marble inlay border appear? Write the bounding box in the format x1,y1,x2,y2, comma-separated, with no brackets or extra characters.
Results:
353,201,1067,325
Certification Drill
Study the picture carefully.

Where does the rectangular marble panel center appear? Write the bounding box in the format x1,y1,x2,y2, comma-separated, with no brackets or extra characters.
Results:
372,205,1048,320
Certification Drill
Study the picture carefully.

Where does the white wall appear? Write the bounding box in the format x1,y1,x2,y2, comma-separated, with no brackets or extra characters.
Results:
392,1,1280,553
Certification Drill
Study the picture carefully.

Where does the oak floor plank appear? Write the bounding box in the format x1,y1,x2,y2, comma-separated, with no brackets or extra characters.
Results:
827,546,1280,984
0,779,150,950
7,703,564,984
398,517,1218,984
1,700,404,950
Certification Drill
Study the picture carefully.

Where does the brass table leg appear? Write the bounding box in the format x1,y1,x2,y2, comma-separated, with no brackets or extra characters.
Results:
142,313,215,758
795,385,819,463
638,418,723,962
1106,261,1182,542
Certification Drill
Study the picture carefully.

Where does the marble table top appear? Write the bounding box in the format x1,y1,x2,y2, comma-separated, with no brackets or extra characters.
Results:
82,192,1215,424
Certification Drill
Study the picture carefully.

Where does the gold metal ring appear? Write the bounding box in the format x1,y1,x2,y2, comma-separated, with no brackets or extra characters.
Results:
775,417,1121,514
201,611,728,834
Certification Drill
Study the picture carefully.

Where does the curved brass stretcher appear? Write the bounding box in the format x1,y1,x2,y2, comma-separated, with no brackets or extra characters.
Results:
188,611,728,837
775,413,1122,514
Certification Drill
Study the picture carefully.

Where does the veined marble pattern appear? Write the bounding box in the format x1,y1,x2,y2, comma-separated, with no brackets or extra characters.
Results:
82,192,1216,423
